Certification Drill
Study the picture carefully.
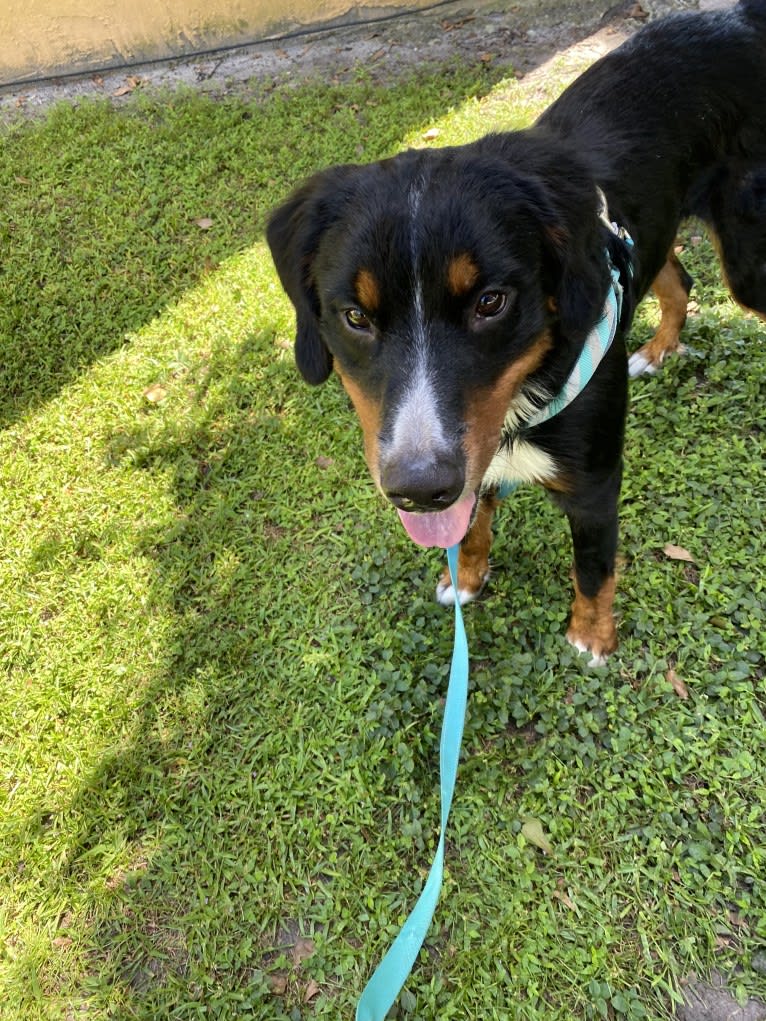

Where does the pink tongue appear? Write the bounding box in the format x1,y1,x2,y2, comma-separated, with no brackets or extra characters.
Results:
397,494,476,549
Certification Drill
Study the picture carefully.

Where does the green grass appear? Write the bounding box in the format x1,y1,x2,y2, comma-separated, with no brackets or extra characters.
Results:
1,52,764,1021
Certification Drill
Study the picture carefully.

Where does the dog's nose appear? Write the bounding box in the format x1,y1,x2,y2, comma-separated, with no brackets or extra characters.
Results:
381,457,465,512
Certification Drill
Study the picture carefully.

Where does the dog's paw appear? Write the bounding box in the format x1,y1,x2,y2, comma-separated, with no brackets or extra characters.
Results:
567,636,609,668
628,342,686,378
566,625,617,667
436,565,490,607
628,349,660,378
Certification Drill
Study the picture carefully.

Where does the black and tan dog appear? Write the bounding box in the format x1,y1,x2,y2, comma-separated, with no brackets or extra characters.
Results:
267,0,766,664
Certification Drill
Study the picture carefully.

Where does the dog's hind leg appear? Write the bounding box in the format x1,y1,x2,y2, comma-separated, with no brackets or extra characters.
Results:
629,249,694,377
709,166,766,322
436,492,498,607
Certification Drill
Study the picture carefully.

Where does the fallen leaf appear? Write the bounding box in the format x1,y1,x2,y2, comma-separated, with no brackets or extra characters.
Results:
292,936,315,966
143,383,167,403
479,52,495,63
303,979,321,1003
195,217,213,230
113,76,141,97
521,817,553,855
268,973,288,995
52,936,73,948
315,456,334,470
663,543,695,563
666,668,689,700
553,889,576,911
442,16,475,30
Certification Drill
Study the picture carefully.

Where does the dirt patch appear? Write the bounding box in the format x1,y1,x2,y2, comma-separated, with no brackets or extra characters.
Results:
1,0,714,120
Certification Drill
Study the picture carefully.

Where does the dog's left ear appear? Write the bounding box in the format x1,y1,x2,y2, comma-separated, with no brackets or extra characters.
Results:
267,166,358,385
543,203,619,343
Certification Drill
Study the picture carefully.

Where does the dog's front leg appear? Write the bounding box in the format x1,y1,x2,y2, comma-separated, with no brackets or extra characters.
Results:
563,486,620,666
435,492,498,606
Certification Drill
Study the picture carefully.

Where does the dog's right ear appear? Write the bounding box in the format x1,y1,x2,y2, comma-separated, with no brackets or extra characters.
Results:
266,167,357,385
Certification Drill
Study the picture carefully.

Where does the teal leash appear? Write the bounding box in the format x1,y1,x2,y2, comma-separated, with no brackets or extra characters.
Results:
355,543,469,1021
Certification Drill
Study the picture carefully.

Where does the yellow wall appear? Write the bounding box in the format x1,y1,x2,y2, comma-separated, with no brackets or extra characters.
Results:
1,1,430,85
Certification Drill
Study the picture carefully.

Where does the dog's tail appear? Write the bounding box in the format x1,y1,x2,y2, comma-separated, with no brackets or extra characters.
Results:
739,0,766,26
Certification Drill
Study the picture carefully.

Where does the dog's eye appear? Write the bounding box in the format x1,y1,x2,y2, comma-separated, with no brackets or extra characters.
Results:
344,308,372,331
475,291,507,318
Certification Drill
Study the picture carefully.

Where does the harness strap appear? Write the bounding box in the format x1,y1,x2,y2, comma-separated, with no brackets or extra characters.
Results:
526,256,626,430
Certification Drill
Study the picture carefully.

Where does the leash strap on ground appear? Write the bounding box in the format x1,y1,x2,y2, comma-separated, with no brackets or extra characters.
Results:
355,543,469,1021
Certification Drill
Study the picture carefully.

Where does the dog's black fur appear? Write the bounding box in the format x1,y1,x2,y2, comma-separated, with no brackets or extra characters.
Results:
267,0,766,662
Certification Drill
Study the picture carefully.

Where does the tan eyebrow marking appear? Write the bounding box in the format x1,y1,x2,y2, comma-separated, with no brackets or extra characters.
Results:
354,268,380,312
447,253,480,297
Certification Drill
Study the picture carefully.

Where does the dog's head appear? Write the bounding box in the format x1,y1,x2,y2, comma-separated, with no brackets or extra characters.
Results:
267,133,619,546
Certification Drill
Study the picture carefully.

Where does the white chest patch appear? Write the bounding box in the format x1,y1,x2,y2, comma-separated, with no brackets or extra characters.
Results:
482,439,558,490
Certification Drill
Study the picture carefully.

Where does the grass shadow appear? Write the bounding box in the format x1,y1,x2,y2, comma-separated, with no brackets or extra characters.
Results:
0,58,506,431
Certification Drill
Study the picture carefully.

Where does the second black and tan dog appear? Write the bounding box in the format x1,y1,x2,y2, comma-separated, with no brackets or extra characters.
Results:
267,0,766,663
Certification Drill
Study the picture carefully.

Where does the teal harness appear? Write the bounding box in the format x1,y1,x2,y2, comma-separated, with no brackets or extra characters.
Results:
356,229,632,1020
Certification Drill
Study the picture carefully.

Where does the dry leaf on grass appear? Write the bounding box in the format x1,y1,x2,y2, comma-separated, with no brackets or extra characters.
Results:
666,668,689,700
303,980,321,1003
521,817,553,855
663,543,695,563
553,883,576,911
292,936,315,967
143,383,167,404
268,973,288,995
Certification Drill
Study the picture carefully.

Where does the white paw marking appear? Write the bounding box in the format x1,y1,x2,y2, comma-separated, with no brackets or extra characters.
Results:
628,351,659,378
568,637,608,668
436,572,489,607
